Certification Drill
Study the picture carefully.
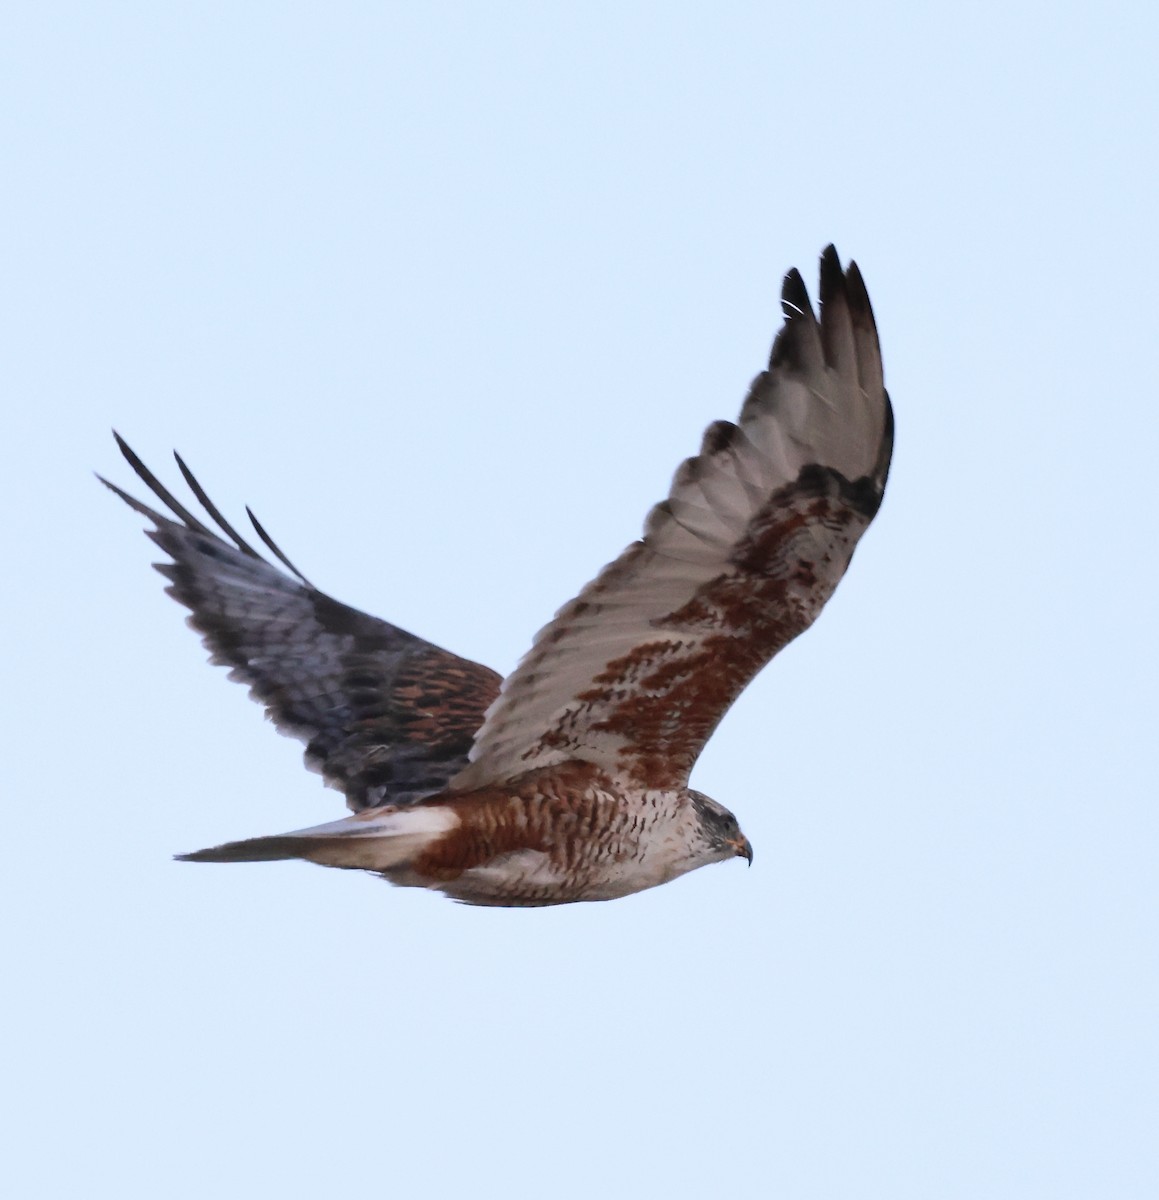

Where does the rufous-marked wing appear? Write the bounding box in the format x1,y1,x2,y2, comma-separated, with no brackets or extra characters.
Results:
456,246,893,793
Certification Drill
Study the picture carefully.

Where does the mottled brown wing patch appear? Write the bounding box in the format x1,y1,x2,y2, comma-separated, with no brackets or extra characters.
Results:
575,465,880,787
103,438,501,810
321,646,501,808
457,246,892,792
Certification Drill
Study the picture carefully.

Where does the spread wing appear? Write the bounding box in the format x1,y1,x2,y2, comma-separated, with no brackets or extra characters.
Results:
456,246,893,793
102,437,501,810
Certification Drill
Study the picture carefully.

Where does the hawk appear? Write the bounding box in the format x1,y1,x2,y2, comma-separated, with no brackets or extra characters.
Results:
104,246,893,906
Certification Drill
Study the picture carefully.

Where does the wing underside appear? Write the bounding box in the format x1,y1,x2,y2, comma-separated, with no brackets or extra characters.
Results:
457,246,893,792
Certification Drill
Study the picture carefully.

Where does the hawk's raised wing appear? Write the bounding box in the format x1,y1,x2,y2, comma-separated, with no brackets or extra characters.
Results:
456,246,892,793
102,437,500,810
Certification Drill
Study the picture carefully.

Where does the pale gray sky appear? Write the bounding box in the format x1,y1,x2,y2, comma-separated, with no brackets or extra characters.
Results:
4,3,1157,1197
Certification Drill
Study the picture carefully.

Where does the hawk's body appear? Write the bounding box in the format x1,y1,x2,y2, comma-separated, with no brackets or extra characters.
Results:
104,247,893,906
232,764,727,907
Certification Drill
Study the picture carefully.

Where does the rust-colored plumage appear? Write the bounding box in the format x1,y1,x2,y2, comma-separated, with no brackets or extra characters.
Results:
105,246,893,906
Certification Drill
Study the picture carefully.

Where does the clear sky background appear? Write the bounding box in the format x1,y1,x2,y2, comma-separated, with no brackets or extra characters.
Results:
3,3,1157,1197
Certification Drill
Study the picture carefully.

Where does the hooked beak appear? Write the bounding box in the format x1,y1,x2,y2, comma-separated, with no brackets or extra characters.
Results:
729,836,754,866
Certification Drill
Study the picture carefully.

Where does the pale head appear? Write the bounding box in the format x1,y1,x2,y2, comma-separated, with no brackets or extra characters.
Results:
687,789,754,868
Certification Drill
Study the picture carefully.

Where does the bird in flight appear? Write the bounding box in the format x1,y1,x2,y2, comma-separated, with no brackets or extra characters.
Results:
104,246,893,906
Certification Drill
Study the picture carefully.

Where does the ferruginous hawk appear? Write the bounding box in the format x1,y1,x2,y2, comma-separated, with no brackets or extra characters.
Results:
103,246,893,906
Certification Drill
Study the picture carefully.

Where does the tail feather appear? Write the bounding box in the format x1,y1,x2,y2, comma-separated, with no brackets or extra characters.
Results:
176,805,459,871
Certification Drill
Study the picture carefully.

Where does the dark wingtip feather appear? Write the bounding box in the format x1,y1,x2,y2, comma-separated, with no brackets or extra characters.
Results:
818,243,845,309
698,419,740,457
173,450,261,559
246,506,312,587
97,471,168,522
112,434,213,534
844,259,876,326
780,267,812,319
770,258,826,374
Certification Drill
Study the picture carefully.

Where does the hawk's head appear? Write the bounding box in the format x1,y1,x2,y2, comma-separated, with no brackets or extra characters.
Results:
687,790,753,867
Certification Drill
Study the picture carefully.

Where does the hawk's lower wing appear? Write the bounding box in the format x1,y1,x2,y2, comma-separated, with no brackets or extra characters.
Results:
456,246,893,793
103,438,500,810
